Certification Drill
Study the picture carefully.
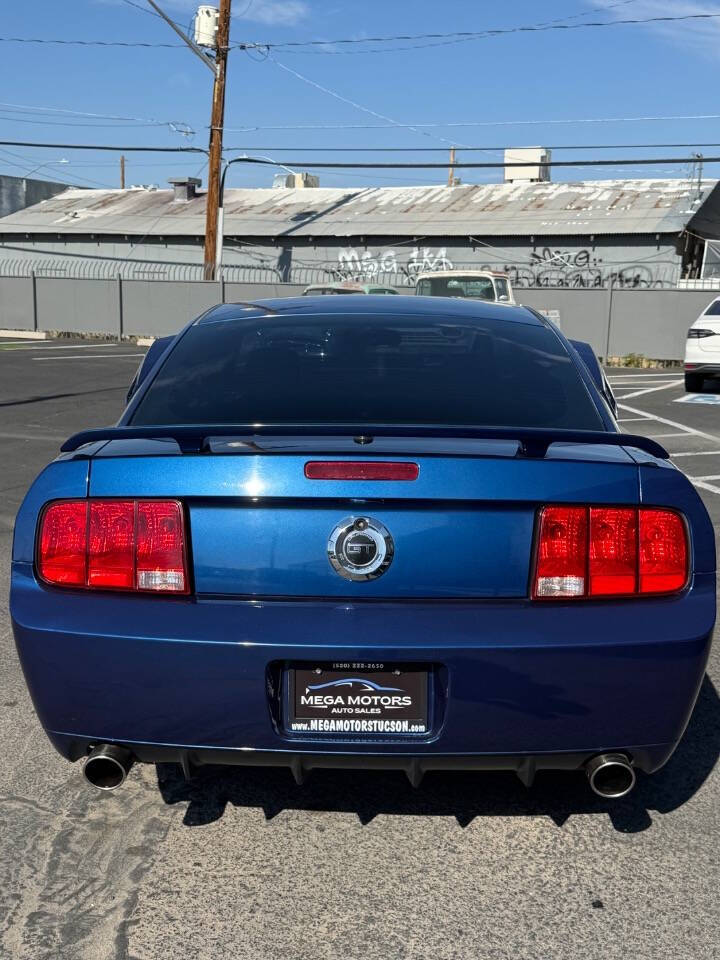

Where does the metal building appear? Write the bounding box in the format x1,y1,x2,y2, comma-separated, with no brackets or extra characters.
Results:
1,176,720,288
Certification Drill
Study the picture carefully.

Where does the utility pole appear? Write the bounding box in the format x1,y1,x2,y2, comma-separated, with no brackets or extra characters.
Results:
146,1,224,276
204,0,232,280
120,155,126,189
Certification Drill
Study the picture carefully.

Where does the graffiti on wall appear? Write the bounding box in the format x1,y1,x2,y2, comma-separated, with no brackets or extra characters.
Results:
499,247,666,289
336,247,453,283
331,244,675,288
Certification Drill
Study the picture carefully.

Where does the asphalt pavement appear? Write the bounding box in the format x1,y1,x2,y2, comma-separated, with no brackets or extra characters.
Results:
1,343,718,960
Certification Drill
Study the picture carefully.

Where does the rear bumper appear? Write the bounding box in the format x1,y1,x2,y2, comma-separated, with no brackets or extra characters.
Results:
11,562,715,775
42,737,673,782
684,362,720,375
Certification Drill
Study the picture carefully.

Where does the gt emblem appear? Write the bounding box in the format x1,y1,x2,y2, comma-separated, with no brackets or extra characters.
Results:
327,517,394,582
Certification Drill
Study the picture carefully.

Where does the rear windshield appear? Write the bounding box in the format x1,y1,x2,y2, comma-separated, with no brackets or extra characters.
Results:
130,313,603,430
417,276,495,300
704,299,720,315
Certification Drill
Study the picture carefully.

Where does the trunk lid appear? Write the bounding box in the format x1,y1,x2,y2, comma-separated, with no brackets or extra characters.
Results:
87,439,640,599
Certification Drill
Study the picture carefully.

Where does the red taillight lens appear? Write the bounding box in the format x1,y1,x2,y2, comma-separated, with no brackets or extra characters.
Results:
38,501,88,586
38,499,188,594
589,507,637,596
534,506,587,598
534,505,688,600
639,509,688,594
136,501,186,592
88,500,135,589
304,461,419,481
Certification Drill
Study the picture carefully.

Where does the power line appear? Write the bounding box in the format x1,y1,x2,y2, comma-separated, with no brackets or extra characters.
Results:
0,101,163,122
118,0,164,17
239,0,642,66
264,1,650,57
0,36,184,48
233,155,720,170
221,142,720,153
54,157,213,168
236,12,720,52
223,113,720,133
239,0,642,62
0,139,206,153
2,11,719,54
0,149,114,188
0,114,183,128
268,55,480,152
0,101,195,134
2,140,720,174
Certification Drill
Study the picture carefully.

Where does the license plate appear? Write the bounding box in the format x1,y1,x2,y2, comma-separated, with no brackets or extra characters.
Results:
288,664,428,736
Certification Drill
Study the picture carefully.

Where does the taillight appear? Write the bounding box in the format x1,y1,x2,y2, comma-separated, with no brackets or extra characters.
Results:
639,509,688,594
88,501,135,589
38,500,188,594
136,501,187,592
534,506,587,598
589,508,637,596
533,506,688,600
38,500,88,586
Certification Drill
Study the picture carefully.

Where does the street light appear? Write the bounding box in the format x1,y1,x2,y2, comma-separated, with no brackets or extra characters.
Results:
215,155,299,278
24,159,70,178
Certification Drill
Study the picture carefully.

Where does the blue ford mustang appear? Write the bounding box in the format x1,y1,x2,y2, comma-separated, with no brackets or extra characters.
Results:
10,296,716,799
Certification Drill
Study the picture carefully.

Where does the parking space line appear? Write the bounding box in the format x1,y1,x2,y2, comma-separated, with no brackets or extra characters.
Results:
618,403,720,444
33,354,143,361
671,450,720,458
616,417,652,422
645,432,688,438
690,479,720,496
607,373,681,380
619,402,720,496
609,379,679,385
0,431,67,442
0,343,121,351
614,380,683,400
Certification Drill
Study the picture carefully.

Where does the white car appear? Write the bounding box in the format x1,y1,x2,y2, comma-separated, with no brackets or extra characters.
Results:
685,296,720,392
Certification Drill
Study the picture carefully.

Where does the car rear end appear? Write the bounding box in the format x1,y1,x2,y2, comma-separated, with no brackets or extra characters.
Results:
11,297,715,795
685,296,720,391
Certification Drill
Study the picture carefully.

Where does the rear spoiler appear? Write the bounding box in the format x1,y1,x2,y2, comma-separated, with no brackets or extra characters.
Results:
61,424,670,460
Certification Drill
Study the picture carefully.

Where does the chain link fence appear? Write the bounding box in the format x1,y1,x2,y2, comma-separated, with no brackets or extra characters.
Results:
0,255,686,289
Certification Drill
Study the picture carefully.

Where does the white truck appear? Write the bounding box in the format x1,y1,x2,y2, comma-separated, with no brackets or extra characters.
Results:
414,270,515,304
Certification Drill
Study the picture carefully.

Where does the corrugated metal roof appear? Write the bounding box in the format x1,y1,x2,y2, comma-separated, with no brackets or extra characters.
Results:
0,178,717,238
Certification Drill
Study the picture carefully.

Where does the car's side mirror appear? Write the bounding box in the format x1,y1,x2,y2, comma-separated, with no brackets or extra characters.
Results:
498,295,509,302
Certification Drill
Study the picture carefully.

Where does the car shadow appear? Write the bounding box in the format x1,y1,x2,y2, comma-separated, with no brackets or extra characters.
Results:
157,675,720,835
0,385,127,408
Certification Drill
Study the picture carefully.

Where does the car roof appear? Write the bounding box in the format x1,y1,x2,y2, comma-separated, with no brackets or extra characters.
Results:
304,282,363,290
196,295,543,326
304,282,397,292
414,270,510,280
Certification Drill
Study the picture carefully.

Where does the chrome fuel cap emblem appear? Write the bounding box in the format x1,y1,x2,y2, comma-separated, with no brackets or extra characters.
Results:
327,517,394,581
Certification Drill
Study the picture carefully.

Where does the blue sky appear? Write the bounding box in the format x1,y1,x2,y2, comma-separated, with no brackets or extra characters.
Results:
2,0,720,190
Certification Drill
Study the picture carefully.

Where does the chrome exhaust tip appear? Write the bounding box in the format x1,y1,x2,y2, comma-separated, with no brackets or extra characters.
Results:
586,753,636,799
83,744,134,791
